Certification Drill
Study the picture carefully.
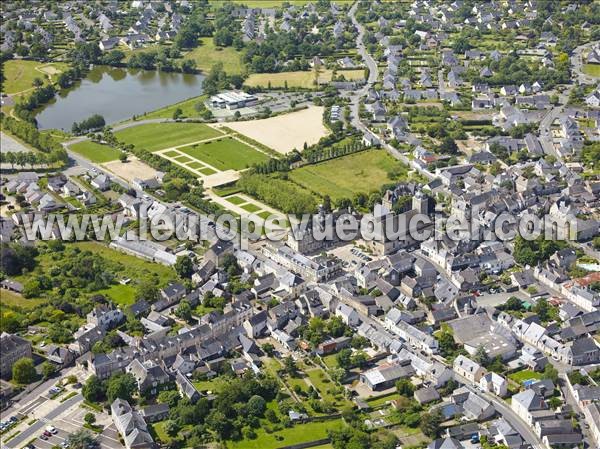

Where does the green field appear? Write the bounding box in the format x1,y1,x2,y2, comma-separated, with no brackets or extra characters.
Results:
241,203,261,213
96,284,136,306
227,419,345,449
508,369,544,383
69,141,123,163
226,195,247,205
184,37,244,75
244,69,365,89
9,241,174,306
2,60,69,94
115,123,223,152
0,290,47,310
583,63,600,78
178,137,269,171
289,150,410,201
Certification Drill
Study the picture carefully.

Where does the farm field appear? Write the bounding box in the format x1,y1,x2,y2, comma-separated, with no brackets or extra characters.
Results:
2,60,69,94
69,141,123,163
178,136,269,171
289,150,409,201
115,122,223,152
183,37,244,75
223,106,329,154
582,63,600,77
244,69,365,89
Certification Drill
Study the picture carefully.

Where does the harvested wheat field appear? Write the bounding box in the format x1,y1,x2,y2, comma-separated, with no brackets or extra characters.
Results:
222,106,330,154
103,157,158,183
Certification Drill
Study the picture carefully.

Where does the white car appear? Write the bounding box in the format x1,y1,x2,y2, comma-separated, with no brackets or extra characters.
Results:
46,426,58,434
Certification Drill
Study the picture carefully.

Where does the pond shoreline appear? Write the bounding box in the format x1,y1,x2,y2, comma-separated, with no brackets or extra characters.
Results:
35,65,205,131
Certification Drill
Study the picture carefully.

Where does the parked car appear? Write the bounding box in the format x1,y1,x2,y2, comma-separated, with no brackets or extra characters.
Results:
46,426,58,434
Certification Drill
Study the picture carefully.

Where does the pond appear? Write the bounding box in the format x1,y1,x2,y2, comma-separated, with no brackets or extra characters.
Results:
36,66,205,130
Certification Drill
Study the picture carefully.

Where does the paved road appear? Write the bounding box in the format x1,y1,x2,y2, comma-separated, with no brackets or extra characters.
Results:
461,383,544,449
6,394,83,449
348,4,435,181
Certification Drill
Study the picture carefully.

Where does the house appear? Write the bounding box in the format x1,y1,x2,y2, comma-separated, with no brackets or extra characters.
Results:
428,438,464,449
559,337,600,366
414,386,441,404
99,37,120,51
87,304,124,331
91,174,111,191
126,359,171,395
0,333,33,379
453,355,486,383
335,303,359,326
583,402,600,449
479,372,508,397
111,399,155,449
175,371,201,403
140,403,169,423
511,389,546,425
360,360,415,391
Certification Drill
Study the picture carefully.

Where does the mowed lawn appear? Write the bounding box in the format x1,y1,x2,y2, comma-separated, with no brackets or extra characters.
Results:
184,38,244,75
69,141,123,163
289,150,408,200
2,60,69,94
227,419,345,449
115,123,223,152
583,63,600,77
244,69,365,89
178,137,269,171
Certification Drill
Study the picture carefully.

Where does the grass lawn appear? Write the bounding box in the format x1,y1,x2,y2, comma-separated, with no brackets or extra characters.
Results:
0,290,47,310
184,37,244,75
140,95,208,120
163,150,180,157
321,354,338,370
241,203,261,213
178,137,269,171
289,150,410,201
95,284,136,306
365,392,397,407
226,195,247,205
2,60,69,94
200,167,217,175
115,123,223,152
69,141,123,163
227,419,345,449
244,69,364,89
305,369,347,406
583,63,600,78
192,377,228,393
174,155,193,163
508,369,544,384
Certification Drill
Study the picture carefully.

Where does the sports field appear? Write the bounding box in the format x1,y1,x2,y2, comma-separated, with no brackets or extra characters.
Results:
69,141,123,163
289,150,409,200
224,106,329,154
178,137,268,171
243,69,365,89
115,123,223,152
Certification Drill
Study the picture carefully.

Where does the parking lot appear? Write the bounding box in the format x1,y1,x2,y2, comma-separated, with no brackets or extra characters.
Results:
328,243,373,271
